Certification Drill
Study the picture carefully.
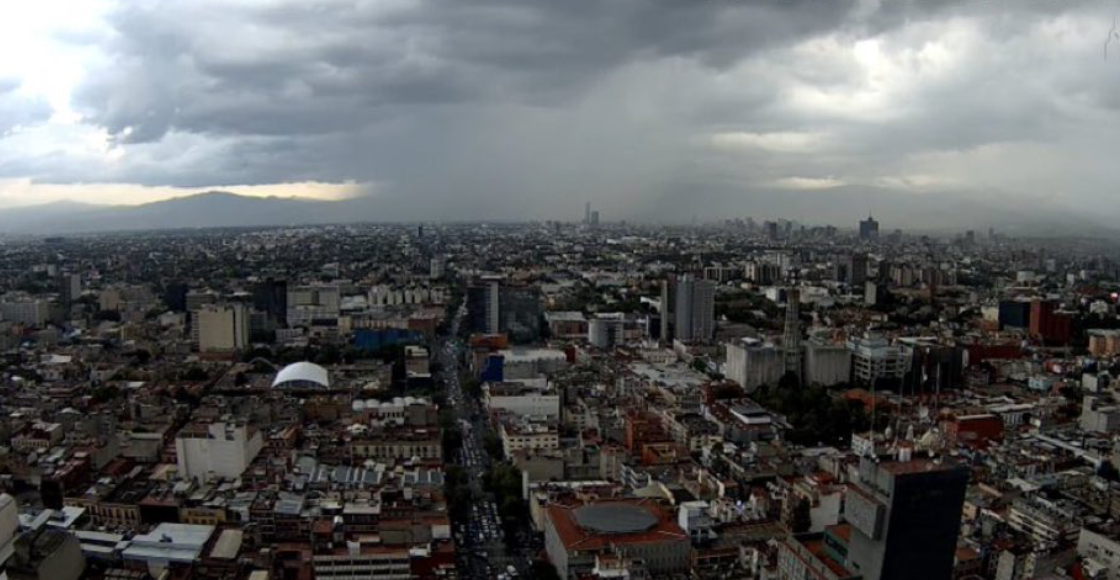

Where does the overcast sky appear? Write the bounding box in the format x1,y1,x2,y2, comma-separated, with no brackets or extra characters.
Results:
1,0,1118,225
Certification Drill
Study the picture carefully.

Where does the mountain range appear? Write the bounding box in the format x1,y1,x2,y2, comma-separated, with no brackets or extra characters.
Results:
0,189,1112,236
0,192,358,234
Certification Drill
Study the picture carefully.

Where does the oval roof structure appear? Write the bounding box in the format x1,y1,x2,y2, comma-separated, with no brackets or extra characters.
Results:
573,503,658,534
272,362,330,389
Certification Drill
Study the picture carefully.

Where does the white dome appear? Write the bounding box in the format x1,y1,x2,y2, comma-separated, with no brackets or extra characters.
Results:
272,362,330,389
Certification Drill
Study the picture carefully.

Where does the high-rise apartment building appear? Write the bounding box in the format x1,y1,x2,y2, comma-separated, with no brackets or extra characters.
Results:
674,275,715,342
486,279,501,335
194,303,249,352
783,288,802,379
0,296,51,326
430,255,445,279
286,284,340,327
724,339,783,391
58,273,81,306
848,338,908,385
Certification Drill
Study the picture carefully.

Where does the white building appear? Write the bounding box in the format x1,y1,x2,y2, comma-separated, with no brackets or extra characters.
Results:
175,422,263,480
430,255,445,280
0,296,51,326
724,339,783,392
194,303,249,352
484,383,560,420
803,341,852,387
0,494,18,550
1077,526,1120,580
497,348,569,380
122,523,215,577
498,420,559,457
1080,396,1120,434
677,501,714,541
588,315,626,349
848,338,909,385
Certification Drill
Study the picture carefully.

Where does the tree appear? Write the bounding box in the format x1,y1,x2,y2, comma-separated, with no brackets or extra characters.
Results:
93,310,121,322
91,385,121,403
182,366,209,382
530,561,562,580
133,349,152,365
778,370,800,390
483,432,504,459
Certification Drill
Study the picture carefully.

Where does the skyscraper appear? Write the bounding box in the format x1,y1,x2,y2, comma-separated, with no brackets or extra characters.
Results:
859,215,880,241
485,278,501,335
659,275,676,342
252,278,288,325
584,202,591,225
837,252,868,287
782,288,801,380
673,275,715,342
57,273,81,306
844,456,969,580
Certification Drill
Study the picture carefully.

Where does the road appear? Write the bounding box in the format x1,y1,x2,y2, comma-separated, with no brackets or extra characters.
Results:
439,306,534,580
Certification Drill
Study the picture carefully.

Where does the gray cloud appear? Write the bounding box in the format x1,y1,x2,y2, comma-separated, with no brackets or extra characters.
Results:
0,80,51,136
0,0,1110,227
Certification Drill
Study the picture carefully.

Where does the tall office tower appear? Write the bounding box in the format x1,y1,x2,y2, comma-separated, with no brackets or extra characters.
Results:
859,215,880,241
286,284,340,327
659,276,676,342
163,282,189,313
674,275,715,342
58,273,81,306
252,278,288,325
782,288,801,380
846,252,868,287
584,202,591,225
590,210,600,226
485,279,501,335
845,456,969,580
765,221,780,241
194,303,249,352
466,285,488,333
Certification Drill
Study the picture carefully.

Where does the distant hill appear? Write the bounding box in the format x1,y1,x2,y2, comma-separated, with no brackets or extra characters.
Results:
0,192,355,234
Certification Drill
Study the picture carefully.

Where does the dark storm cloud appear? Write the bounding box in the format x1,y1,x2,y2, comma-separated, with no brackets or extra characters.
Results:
74,0,868,144
0,0,1107,224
